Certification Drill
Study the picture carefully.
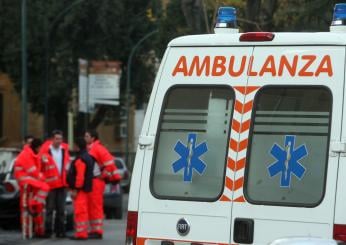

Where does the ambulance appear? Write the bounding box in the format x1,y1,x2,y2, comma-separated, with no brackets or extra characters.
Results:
126,4,346,245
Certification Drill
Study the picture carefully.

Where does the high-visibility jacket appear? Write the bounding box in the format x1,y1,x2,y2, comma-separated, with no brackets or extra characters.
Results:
39,142,70,189
14,146,45,185
67,150,94,192
88,140,121,183
14,146,50,209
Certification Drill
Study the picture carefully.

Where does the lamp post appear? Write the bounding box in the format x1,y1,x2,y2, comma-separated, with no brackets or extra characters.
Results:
44,0,85,137
125,29,158,166
21,0,28,139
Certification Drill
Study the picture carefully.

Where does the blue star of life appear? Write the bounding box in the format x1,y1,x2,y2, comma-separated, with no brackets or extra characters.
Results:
172,133,208,182
268,135,308,187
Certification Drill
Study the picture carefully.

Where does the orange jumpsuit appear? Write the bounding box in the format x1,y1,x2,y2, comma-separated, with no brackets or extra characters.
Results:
14,146,50,237
88,140,121,235
69,150,94,239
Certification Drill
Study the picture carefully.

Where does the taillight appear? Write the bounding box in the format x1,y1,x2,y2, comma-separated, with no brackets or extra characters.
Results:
239,32,275,42
334,224,346,242
4,182,15,193
126,211,138,245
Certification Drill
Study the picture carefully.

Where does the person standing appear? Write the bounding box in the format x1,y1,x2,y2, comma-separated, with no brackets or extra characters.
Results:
67,138,94,240
40,130,70,238
84,129,122,239
14,138,50,238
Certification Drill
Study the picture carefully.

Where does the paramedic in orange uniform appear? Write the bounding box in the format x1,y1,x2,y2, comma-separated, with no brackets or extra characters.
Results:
84,129,121,239
14,138,50,238
67,138,94,240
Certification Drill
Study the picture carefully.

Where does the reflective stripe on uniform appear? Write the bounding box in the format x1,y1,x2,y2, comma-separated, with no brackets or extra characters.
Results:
76,226,88,233
37,190,48,197
14,166,24,171
46,165,56,170
103,160,113,166
90,225,102,231
46,176,58,182
27,166,36,173
89,219,103,225
33,196,46,204
76,221,88,226
18,176,35,182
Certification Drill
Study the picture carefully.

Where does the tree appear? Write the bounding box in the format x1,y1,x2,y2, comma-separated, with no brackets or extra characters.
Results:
0,0,157,134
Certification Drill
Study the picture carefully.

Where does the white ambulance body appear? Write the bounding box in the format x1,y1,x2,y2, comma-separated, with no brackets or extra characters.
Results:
126,5,346,245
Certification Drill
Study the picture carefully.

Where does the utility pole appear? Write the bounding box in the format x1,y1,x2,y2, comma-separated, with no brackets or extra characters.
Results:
21,0,28,139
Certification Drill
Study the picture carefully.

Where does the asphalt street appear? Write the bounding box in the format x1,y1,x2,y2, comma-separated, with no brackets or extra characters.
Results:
0,194,128,245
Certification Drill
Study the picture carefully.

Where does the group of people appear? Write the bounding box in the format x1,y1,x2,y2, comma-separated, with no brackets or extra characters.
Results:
14,129,122,240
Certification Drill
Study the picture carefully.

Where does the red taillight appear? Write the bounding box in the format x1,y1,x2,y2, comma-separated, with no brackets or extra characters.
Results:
239,32,275,42
334,224,346,242
126,211,138,245
4,182,15,193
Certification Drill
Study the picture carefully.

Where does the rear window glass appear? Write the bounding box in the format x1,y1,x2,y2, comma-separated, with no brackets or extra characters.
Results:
151,86,234,201
245,86,332,206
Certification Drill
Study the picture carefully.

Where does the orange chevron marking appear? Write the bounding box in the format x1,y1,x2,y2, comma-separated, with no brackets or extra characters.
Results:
227,158,236,171
225,176,233,190
229,139,238,151
240,119,251,133
220,195,232,201
238,139,248,151
243,100,253,114
232,119,241,132
233,196,246,202
236,158,246,171
234,100,243,113
234,86,260,95
234,177,244,191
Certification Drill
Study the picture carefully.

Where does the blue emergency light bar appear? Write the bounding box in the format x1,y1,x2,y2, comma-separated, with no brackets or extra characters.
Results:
332,3,346,26
215,6,237,28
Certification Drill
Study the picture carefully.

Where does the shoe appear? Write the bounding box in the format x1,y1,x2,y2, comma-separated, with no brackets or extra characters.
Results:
33,234,48,239
88,233,103,239
69,236,87,240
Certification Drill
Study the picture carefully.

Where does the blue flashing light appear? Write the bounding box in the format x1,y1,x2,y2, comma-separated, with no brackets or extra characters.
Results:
332,3,346,25
216,7,237,27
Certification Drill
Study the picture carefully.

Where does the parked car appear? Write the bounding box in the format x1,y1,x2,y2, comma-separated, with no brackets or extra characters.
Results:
103,182,123,219
114,157,131,193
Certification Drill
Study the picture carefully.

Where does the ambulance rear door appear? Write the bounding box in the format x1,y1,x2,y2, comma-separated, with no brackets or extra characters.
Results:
136,46,253,245
231,45,344,244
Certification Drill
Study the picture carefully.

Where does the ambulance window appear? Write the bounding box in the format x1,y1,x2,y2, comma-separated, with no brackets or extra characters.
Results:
151,86,234,201
245,86,331,206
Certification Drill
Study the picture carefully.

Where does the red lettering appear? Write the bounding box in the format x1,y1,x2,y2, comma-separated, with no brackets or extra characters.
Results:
212,56,226,76
298,55,316,76
315,55,333,77
229,56,246,77
247,56,257,76
278,55,298,76
172,56,188,76
189,56,210,76
259,55,276,76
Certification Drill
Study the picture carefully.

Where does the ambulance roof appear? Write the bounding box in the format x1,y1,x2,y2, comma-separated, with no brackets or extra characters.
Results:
168,32,346,47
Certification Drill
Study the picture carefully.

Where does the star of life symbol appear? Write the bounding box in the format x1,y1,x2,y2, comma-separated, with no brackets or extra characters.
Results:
172,133,208,182
268,135,308,187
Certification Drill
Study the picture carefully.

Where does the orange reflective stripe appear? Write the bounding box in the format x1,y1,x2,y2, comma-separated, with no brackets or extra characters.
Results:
103,160,113,166
46,176,58,182
27,166,36,173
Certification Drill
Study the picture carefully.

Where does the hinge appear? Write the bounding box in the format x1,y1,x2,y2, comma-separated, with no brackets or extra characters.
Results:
138,135,155,150
330,141,346,157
